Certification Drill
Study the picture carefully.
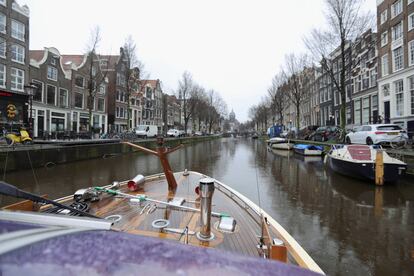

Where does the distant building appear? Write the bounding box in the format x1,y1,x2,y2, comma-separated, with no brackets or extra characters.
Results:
140,79,163,132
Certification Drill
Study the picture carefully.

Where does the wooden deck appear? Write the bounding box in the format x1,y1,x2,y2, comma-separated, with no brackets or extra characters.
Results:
49,172,264,258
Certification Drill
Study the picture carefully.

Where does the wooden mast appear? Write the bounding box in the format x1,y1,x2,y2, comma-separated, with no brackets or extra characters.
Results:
124,138,183,192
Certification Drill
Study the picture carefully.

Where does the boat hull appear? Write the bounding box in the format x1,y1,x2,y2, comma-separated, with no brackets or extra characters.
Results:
272,143,293,150
326,155,407,183
294,148,322,156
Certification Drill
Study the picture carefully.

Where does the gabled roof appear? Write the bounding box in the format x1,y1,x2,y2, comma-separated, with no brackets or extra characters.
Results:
29,50,44,62
61,55,86,71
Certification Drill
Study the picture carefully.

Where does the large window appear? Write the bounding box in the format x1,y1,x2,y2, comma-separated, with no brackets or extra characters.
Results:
370,68,377,87
395,80,404,116
46,85,56,105
362,97,370,124
0,64,4,87
31,80,43,102
382,54,389,77
0,37,5,58
391,0,402,18
0,13,5,33
392,21,403,41
11,44,25,63
10,67,24,91
59,88,68,107
410,76,414,115
393,47,403,71
354,99,361,125
47,66,57,81
409,40,414,66
74,93,83,108
409,13,414,31
11,20,25,41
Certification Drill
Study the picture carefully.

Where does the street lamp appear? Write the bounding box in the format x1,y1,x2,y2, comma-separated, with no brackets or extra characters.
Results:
24,83,37,135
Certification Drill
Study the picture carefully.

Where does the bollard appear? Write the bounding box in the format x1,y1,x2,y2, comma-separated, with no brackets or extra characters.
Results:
375,150,384,186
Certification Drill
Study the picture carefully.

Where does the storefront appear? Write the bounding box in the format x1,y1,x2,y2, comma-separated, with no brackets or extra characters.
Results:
0,91,28,131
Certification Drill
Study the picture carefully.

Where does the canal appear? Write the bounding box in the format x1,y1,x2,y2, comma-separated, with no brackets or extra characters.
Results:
1,138,413,275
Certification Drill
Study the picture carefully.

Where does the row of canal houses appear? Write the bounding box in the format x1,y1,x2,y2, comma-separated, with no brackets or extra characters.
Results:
0,0,182,138
280,0,414,137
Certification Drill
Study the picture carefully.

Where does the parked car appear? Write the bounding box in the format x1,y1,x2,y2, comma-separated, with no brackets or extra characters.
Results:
193,131,203,136
312,126,339,142
298,125,319,140
345,124,408,145
167,129,180,137
135,125,158,138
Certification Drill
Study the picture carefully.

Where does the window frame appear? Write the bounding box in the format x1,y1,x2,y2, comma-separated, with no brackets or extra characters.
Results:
10,67,24,92
46,84,57,106
0,63,5,88
47,66,58,81
59,88,68,108
10,44,25,64
11,19,25,41
393,46,403,72
74,92,84,109
31,79,44,102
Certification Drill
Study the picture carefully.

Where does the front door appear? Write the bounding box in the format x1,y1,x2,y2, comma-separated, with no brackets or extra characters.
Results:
37,115,44,138
384,101,390,124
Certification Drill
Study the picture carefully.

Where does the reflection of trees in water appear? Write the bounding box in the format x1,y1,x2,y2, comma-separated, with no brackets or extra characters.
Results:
268,151,414,275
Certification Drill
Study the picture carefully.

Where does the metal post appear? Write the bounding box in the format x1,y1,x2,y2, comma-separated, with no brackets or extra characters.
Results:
196,178,215,241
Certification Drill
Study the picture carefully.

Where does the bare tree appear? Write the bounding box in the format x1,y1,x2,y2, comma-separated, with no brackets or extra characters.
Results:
268,73,289,125
282,53,309,132
85,26,110,134
304,0,373,132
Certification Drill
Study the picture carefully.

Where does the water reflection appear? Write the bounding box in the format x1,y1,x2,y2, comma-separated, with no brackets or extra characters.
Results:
1,138,413,275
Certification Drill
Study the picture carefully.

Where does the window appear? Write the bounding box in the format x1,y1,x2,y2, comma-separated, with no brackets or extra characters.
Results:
11,20,25,41
409,76,414,115
91,66,96,77
31,80,43,102
47,66,58,81
46,85,56,105
0,64,4,87
75,76,84,87
10,67,24,91
354,99,361,125
381,9,388,25
0,13,5,33
99,84,105,94
51,58,56,65
391,21,403,41
370,68,377,87
362,72,369,90
97,98,104,112
11,44,25,63
0,37,4,58
75,93,83,108
391,0,402,18
393,47,403,71
372,95,378,117
409,40,414,66
382,84,390,97
410,13,414,31
395,80,404,116
381,31,388,47
382,54,389,77
59,89,68,107
362,97,370,124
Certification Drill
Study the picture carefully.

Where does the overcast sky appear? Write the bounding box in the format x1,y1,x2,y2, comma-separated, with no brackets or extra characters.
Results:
20,0,376,122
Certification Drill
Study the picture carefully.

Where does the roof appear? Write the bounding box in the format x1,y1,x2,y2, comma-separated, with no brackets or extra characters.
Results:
61,55,86,70
29,50,45,62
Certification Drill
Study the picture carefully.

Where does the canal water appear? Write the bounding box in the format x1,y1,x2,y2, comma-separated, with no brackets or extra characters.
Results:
1,138,413,275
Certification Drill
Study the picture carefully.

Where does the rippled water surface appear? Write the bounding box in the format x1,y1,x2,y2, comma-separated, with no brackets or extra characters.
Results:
1,138,414,275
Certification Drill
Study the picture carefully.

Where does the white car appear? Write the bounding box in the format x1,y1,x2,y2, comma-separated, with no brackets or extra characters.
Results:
167,129,183,137
345,124,408,145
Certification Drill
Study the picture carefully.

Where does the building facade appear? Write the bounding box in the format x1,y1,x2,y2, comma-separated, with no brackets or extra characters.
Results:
0,0,30,129
377,0,414,137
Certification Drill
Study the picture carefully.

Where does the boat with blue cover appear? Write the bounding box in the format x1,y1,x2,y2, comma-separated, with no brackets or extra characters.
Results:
294,144,324,156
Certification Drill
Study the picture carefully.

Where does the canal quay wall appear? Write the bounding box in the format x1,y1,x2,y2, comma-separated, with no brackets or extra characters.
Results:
285,138,414,176
0,136,220,173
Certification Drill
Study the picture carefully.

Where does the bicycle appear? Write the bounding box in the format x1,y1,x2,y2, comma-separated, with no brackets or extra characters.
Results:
390,134,408,149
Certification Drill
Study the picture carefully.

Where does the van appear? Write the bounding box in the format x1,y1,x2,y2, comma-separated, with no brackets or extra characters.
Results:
135,125,158,138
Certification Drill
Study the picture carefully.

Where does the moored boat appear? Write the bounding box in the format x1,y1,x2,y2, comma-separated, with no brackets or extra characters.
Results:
0,140,324,275
294,144,324,156
325,144,407,183
268,138,294,150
